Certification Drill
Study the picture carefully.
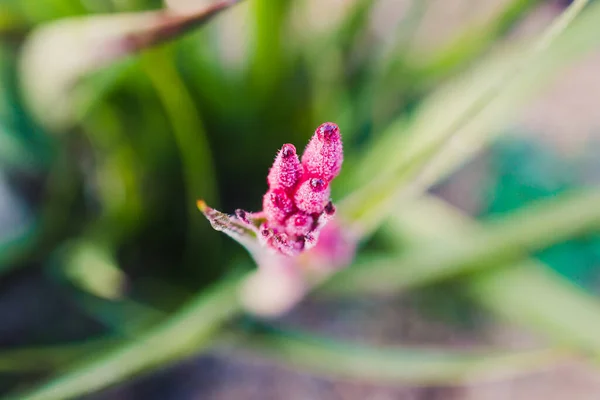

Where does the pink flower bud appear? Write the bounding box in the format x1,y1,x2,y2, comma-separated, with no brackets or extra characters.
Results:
267,144,303,192
301,122,343,181
294,177,330,214
270,232,304,256
285,212,315,237
263,188,294,224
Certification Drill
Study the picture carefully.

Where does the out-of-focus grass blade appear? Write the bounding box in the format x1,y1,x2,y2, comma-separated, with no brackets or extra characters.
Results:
142,47,220,271
302,0,375,131
140,47,219,203
408,0,542,81
231,328,568,385
340,0,592,236
49,240,128,300
19,0,244,130
0,339,119,373
0,45,48,170
248,0,291,98
328,193,600,357
322,189,600,296
469,264,600,353
365,0,539,133
5,274,244,400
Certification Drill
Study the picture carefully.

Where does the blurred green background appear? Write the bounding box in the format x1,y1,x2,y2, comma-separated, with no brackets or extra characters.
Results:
3,0,600,399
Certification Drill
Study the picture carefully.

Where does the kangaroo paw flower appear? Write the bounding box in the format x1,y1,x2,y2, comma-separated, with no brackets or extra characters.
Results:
198,122,344,258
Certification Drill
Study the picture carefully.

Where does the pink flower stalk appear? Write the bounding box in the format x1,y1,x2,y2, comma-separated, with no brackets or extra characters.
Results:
198,123,351,315
241,122,343,256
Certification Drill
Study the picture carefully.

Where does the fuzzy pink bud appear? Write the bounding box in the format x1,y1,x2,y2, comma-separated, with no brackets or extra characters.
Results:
285,212,315,237
267,144,303,192
301,122,343,181
294,177,330,214
270,232,304,256
263,188,294,224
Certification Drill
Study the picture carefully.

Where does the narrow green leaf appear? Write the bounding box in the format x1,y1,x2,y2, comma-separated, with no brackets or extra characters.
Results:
409,0,541,80
6,275,244,400
340,0,593,237
53,240,127,300
19,0,244,130
329,193,600,358
0,339,119,373
322,190,600,296
231,328,567,385
470,264,600,354
248,0,291,97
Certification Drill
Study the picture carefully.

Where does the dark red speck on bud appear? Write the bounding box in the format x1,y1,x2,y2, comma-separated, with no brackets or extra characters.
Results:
317,122,340,141
324,201,335,215
281,144,295,158
235,209,248,222
310,178,326,190
285,212,314,237
294,178,330,214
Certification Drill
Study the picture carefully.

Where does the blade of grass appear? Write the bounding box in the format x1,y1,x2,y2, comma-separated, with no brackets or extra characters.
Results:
322,189,600,296
228,327,569,385
5,274,243,400
410,0,542,81
366,0,539,133
340,0,592,237
248,0,291,98
0,339,119,373
19,0,245,130
469,264,600,354
303,0,376,131
142,46,218,204
327,193,600,357
141,46,220,271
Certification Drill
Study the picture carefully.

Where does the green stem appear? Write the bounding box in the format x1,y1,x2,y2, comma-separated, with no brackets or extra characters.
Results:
341,0,591,237
329,193,600,358
412,0,541,81
249,0,290,98
141,46,220,269
323,189,600,296
229,328,568,385
7,275,243,400
0,339,119,373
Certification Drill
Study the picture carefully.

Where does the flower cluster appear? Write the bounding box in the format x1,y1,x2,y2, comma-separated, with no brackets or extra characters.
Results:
238,122,343,256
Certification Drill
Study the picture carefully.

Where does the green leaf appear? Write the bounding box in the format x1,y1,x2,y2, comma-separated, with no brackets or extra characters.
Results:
5,274,244,400
0,339,119,373
50,240,128,300
18,0,244,130
232,328,567,385
469,264,600,353
408,0,542,80
322,189,600,296
327,193,600,357
340,0,593,237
